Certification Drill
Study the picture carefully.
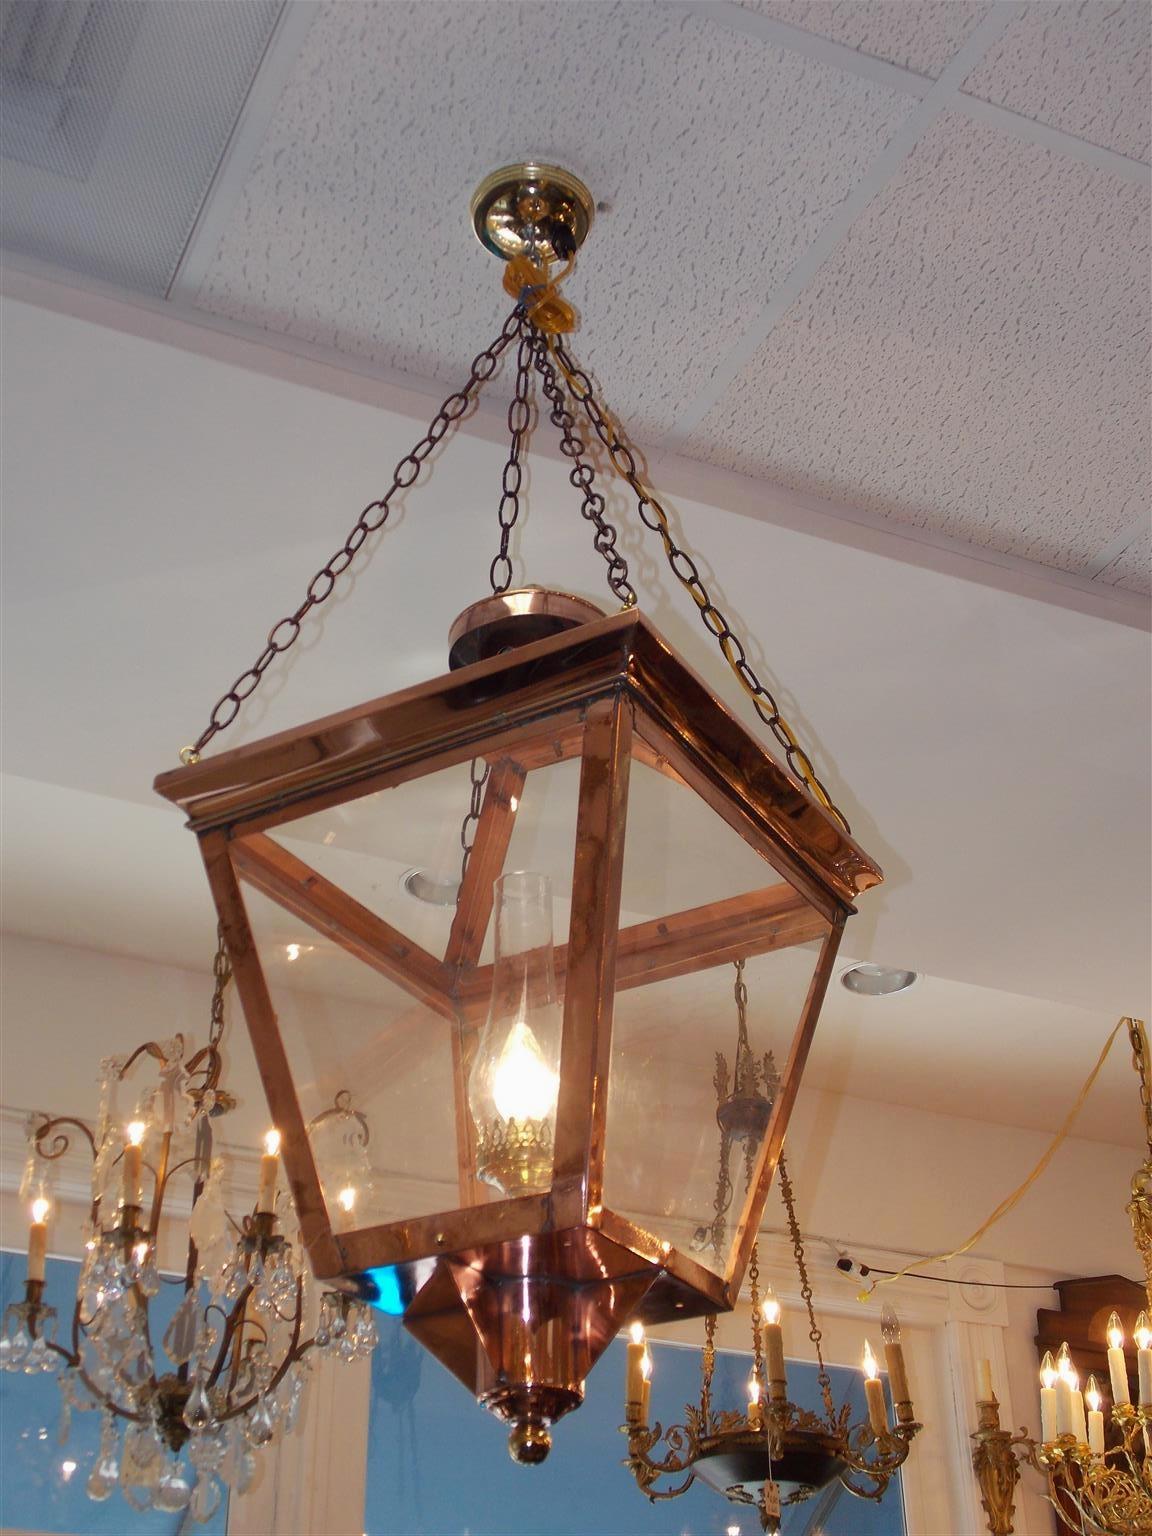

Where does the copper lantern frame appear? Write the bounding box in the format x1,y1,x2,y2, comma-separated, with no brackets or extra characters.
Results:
155,604,880,1440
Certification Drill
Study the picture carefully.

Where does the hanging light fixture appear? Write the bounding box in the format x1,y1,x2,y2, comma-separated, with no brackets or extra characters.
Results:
969,1016,1152,1536
0,931,375,1523
151,163,885,1462
621,962,920,1532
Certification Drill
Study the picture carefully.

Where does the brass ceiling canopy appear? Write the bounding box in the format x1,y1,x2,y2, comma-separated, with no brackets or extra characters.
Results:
470,162,595,263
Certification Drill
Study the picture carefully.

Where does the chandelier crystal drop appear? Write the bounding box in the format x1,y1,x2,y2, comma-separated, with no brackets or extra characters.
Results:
150,162,886,1462
0,932,375,1522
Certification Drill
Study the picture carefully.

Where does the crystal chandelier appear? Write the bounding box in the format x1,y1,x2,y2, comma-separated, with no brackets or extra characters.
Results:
621,961,920,1532
0,931,376,1523
970,1016,1151,1536
149,162,886,1462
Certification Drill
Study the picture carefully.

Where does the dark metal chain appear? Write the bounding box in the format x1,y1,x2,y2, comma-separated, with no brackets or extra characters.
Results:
207,923,231,1050
777,1148,834,1421
551,337,850,834
181,311,522,762
490,324,534,595
1128,1018,1152,1158
530,328,637,608
733,957,750,1056
459,757,491,888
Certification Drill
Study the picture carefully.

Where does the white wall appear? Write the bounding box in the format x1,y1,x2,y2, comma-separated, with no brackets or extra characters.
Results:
2,930,1141,1533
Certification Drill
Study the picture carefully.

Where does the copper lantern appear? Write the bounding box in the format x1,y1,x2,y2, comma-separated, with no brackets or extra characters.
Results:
153,163,883,1462
155,590,881,1460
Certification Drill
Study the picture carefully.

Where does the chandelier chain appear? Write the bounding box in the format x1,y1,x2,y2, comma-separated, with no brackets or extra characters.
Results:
748,1231,765,1388
207,923,232,1051
701,1310,717,1427
529,328,637,608
490,324,535,595
459,757,491,888
777,1148,835,1420
179,311,522,762
1128,1017,1152,1158
551,337,850,834
733,957,750,1056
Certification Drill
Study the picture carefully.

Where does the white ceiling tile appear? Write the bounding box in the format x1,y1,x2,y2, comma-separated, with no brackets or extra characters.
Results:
682,113,1150,580
740,0,993,76
1095,525,1151,595
193,0,916,435
961,0,1151,163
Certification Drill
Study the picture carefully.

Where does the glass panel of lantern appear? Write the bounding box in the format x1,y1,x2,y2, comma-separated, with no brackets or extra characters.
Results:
603,756,833,1280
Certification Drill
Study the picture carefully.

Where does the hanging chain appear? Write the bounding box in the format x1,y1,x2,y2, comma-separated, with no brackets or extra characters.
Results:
489,324,534,594
179,311,521,763
748,1233,765,1390
777,1148,835,1421
551,336,850,834
459,756,491,889
733,957,751,1056
207,923,231,1050
1127,1018,1152,1158
530,328,637,608
701,1311,717,1429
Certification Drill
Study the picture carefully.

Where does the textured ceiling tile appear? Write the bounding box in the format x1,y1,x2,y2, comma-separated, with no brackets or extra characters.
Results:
962,0,1151,163
682,114,1151,580
740,0,993,76
194,0,915,435
1095,526,1151,596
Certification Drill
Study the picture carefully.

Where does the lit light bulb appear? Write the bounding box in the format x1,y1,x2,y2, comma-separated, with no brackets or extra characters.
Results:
1040,1350,1058,1390
285,943,302,962
1085,1375,1102,1413
1056,1341,1074,1381
1108,1310,1125,1350
862,1339,879,1380
629,1321,645,1346
747,1377,761,1406
492,1020,560,1122
263,1129,282,1157
762,1289,781,1326
31,1196,50,1224
1136,1311,1152,1350
126,1120,147,1147
337,1186,356,1214
880,1303,901,1344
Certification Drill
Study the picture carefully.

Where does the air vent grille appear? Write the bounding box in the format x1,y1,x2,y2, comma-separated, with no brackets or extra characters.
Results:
0,0,285,295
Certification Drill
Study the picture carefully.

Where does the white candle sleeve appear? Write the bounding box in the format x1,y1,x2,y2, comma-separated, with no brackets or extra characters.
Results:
1108,1345,1131,1406
1040,1386,1058,1442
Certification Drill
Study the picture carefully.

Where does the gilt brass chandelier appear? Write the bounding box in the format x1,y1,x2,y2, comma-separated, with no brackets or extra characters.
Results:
622,961,920,1533
970,1016,1152,1536
0,932,374,1523
151,163,885,1462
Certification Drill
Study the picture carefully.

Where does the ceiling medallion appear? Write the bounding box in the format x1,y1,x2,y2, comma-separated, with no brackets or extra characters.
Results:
622,962,920,1531
0,932,373,1521
969,1015,1152,1536
144,161,885,1463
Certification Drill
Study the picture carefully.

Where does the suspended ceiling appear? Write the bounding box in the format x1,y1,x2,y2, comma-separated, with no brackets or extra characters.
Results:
0,1,1149,1150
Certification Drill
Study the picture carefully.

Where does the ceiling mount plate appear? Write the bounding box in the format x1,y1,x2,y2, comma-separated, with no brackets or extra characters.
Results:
470,162,594,263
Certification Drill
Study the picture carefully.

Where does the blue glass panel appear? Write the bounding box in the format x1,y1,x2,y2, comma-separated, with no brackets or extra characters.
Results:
365,1320,906,1535
0,1251,229,1535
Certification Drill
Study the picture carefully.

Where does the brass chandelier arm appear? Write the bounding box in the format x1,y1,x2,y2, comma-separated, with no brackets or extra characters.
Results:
180,311,523,762
550,335,852,834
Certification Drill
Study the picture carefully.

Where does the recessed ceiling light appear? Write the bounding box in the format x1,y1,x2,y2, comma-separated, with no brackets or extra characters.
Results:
401,868,461,907
840,963,919,997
